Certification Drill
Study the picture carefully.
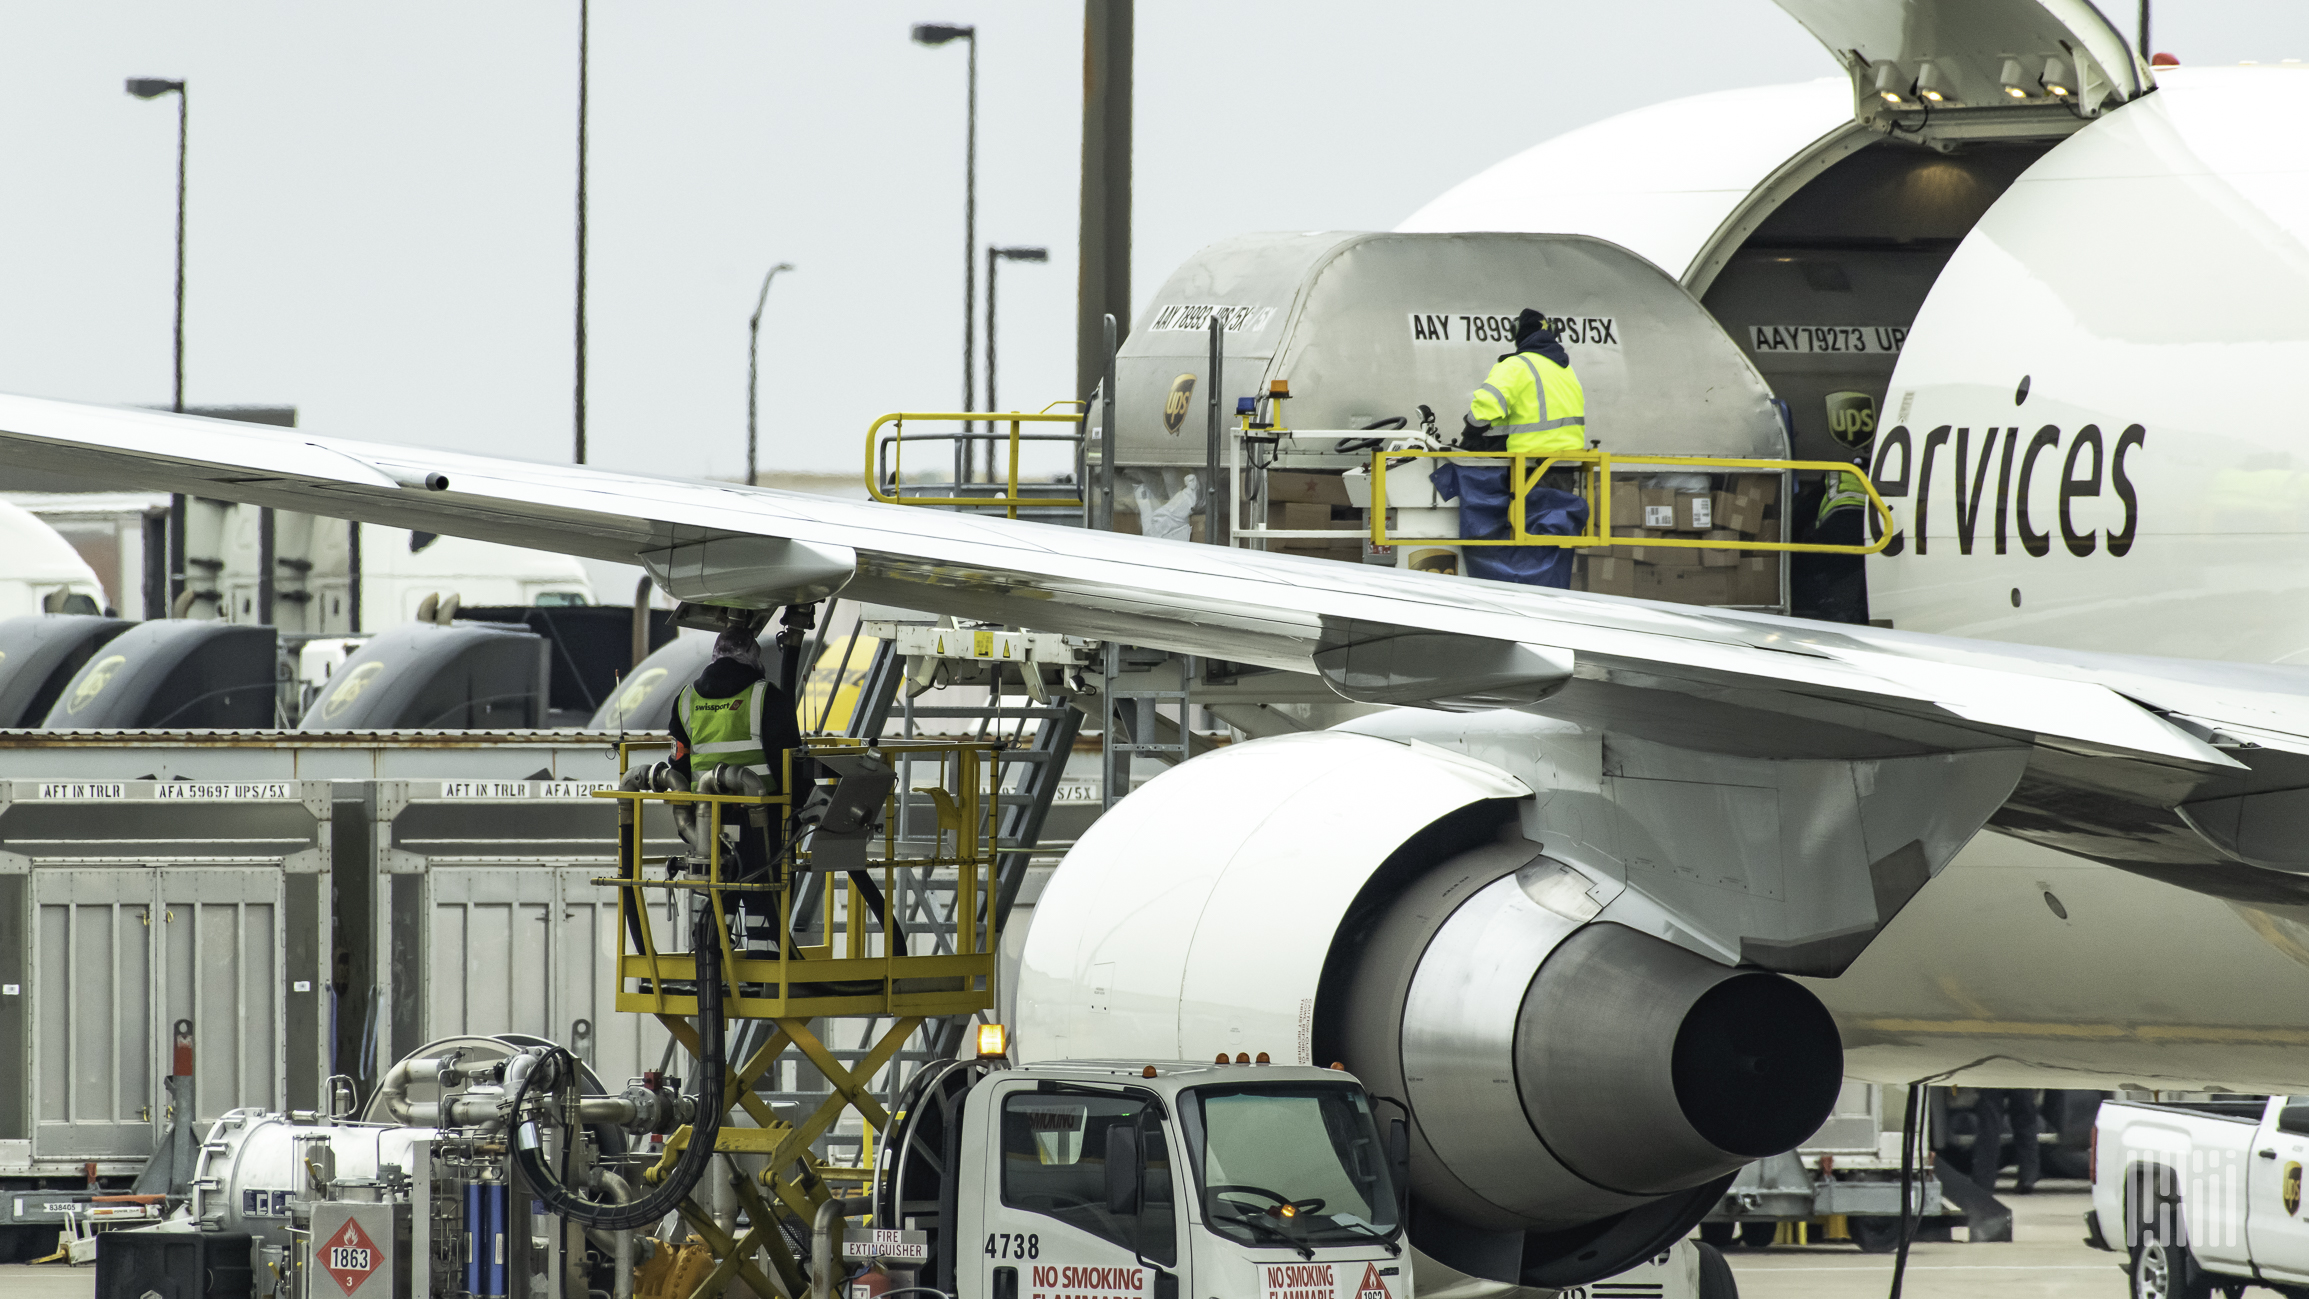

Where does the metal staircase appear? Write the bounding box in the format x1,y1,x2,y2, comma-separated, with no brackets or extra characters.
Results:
755,614,1082,1154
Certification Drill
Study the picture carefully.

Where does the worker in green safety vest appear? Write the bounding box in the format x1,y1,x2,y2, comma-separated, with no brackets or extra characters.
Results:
1433,307,1591,587
1794,454,1874,624
670,624,802,880
1818,468,1870,524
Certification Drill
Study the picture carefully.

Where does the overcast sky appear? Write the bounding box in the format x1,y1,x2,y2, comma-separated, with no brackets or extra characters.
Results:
2,2,2302,482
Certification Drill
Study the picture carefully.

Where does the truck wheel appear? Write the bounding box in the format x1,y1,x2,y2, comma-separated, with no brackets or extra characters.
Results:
2131,1226,2213,1299
1848,1216,1902,1253
1694,1241,1739,1299
1738,1221,1777,1249
1698,1222,1735,1248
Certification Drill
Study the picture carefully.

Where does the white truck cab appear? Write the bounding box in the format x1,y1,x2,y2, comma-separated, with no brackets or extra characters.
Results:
869,1059,1409,1299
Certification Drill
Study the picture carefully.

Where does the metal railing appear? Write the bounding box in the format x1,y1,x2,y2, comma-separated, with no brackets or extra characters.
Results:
595,738,1000,1022
1367,448,1893,554
865,404,1086,520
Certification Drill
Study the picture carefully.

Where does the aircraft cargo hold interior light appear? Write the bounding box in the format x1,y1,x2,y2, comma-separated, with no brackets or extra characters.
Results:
2042,57,2073,97
2001,57,2033,98
1915,62,1954,103
1872,60,1907,105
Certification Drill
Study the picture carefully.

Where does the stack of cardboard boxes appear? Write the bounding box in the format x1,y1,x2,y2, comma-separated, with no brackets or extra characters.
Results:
1264,471,1363,563
1576,475,1782,607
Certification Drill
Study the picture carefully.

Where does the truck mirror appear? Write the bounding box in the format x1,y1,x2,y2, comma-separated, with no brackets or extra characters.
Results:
1387,1118,1410,1208
1105,1125,1142,1215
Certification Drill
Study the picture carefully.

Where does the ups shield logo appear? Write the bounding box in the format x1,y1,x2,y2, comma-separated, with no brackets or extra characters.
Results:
1162,374,1196,434
2286,1161,2302,1216
1825,391,1877,449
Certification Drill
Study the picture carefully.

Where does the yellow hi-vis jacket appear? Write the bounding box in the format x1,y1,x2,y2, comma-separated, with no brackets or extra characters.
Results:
1470,349,1587,456
1819,469,1870,523
678,681,772,777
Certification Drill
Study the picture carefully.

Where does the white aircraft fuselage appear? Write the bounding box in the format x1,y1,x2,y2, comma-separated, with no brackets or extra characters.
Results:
1414,61,2309,1091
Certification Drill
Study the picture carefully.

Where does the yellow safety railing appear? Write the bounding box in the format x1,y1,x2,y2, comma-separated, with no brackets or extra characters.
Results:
866,403,1087,519
1368,449,1894,554
585,737,1005,1299
593,737,999,1022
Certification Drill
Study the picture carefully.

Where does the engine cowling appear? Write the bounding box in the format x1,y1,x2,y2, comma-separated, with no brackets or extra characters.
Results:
1015,729,1843,1288
1332,837,1841,1286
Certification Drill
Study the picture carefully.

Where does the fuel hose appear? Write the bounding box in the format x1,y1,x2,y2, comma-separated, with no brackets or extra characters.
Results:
511,905,727,1231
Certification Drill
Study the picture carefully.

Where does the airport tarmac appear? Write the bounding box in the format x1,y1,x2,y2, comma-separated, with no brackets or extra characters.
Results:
1724,1182,2130,1297
0,1186,2138,1299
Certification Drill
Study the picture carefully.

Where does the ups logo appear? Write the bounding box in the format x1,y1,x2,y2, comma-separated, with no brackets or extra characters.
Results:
1826,391,1877,449
1162,374,1196,434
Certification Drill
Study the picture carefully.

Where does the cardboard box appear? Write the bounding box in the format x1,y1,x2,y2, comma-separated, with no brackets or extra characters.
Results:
1731,473,1781,507
1714,491,1764,537
1610,480,1641,527
1631,537,1703,568
1635,564,1735,605
1584,554,1637,596
1700,531,1743,568
1756,518,1782,545
1639,488,1678,530
1269,471,1354,507
1272,502,1349,532
1677,491,1716,531
1732,555,1779,605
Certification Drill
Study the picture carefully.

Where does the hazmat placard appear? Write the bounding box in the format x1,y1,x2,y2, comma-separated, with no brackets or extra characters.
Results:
321,1216,381,1295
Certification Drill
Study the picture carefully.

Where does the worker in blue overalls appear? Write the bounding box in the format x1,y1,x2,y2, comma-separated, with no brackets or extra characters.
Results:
1431,308,1591,587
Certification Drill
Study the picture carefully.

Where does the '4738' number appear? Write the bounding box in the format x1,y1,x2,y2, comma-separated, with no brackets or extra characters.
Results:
985,1233,1039,1260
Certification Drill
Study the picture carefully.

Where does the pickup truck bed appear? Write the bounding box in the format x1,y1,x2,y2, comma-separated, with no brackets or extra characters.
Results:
2092,1096,2309,1299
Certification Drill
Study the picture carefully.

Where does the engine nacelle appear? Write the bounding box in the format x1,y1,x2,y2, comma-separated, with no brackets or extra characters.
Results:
1334,836,1840,1286
1016,728,1844,1288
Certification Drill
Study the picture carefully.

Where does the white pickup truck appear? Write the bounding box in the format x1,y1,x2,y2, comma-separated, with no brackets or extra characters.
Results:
2090,1094,2309,1299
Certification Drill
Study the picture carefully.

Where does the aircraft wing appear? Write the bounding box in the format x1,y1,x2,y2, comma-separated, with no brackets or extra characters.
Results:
7,393,2309,899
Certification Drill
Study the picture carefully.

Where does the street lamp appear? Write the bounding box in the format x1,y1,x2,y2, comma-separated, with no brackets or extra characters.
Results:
128,76,190,616
747,262,796,487
126,78,187,414
911,21,976,484
985,246,1048,425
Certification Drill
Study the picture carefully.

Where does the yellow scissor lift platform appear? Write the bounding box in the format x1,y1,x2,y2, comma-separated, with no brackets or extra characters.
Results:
595,737,1002,1299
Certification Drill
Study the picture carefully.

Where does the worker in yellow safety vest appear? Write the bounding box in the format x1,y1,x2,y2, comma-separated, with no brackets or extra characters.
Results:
1795,453,1874,624
1818,468,1870,524
670,623,803,880
1431,308,1591,587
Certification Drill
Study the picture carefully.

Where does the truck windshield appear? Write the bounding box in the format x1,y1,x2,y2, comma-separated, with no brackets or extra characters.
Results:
1186,1084,1399,1249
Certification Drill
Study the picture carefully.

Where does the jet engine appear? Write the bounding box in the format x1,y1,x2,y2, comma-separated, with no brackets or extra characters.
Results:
1015,726,1849,1287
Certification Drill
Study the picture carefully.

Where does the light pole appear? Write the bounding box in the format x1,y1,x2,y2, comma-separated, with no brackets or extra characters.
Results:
911,21,976,484
985,246,1048,422
126,78,187,414
747,262,796,487
575,0,590,464
128,76,189,616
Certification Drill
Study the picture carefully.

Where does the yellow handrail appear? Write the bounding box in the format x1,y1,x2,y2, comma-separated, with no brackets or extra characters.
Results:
866,404,1087,520
1368,449,1894,554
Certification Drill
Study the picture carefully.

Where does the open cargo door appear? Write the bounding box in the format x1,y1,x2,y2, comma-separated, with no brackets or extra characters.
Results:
1774,0,2151,139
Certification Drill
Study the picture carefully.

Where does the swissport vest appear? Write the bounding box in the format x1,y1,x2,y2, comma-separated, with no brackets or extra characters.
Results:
678,680,771,776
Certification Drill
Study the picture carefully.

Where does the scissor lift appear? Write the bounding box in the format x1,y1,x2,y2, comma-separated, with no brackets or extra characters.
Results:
595,737,1004,1299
